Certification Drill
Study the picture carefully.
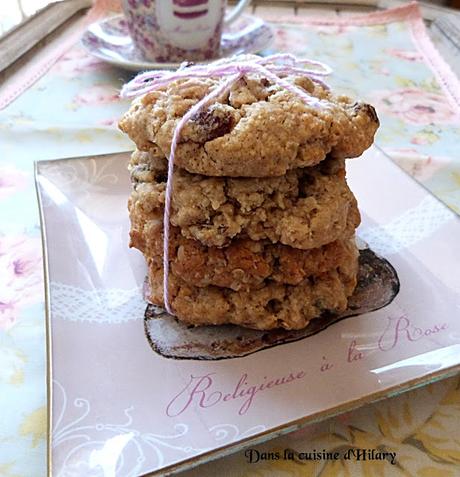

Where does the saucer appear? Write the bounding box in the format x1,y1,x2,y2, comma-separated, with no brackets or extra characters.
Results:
81,14,274,71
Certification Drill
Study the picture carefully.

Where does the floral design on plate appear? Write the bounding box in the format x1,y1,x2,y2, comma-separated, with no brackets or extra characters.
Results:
81,14,274,71
52,380,265,476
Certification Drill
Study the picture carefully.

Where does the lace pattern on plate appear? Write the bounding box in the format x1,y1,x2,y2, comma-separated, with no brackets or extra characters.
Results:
50,282,145,323
360,195,454,255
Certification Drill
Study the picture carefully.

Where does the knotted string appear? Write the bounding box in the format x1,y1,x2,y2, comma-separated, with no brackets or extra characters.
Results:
120,53,332,315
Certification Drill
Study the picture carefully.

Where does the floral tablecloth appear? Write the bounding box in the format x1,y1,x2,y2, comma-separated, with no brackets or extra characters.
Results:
0,2,459,476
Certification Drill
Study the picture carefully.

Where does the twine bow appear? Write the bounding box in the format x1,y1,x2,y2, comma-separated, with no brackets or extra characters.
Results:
120,53,332,315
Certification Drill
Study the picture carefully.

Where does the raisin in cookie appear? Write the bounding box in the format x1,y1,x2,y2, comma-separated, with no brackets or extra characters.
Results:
129,151,360,249
146,241,359,330
119,75,379,177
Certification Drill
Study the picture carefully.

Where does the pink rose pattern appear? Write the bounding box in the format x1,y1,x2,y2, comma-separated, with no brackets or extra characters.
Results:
372,88,458,126
0,235,43,330
0,165,43,330
385,48,423,62
0,164,42,330
0,166,27,200
72,85,120,107
51,48,110,79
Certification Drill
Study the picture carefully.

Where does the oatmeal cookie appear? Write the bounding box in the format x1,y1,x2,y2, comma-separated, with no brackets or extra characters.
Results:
132,211,357,290
119,74,379,177
129,152,360,249
146,241,359,330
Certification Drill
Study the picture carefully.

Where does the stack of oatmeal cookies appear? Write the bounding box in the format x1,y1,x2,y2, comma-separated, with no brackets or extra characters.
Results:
119,71,379,330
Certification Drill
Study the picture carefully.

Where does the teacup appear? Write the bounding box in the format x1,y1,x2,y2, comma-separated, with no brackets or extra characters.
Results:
122,0,251,62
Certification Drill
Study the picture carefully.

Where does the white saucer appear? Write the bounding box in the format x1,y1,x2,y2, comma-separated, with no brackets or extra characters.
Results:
81,14,274,71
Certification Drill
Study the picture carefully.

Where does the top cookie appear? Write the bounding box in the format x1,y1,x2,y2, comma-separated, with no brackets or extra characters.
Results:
119,75,379,177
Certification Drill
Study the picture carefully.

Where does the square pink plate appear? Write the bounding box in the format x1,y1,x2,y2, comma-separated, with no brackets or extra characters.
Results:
35,146,460,476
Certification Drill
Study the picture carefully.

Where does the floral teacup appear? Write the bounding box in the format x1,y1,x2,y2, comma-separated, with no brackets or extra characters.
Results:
122,0,250,62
